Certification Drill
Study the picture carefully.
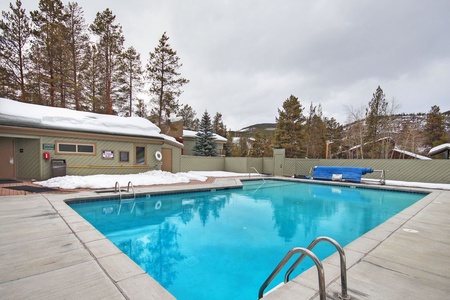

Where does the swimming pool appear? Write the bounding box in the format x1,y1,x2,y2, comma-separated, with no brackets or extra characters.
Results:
69,179,425,300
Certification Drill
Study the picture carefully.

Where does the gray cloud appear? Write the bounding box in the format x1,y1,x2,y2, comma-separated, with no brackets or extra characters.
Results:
4,0,449,130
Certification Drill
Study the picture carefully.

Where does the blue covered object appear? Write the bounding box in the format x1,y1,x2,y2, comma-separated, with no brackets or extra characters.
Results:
312,166,373,183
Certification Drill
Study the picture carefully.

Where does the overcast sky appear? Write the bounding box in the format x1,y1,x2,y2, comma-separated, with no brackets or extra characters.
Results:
2,0,449,130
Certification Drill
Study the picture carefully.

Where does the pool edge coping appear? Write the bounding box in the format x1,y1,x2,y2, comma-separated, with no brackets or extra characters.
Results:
45,177,445,300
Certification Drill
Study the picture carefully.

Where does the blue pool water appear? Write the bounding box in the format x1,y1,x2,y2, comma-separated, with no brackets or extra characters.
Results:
69,180,425,300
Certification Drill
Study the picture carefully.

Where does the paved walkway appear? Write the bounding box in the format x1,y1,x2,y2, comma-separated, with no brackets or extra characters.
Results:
0,179,449,299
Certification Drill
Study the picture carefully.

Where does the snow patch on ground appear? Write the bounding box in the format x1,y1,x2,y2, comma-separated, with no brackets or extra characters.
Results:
34,170,449,190
35,170,208,189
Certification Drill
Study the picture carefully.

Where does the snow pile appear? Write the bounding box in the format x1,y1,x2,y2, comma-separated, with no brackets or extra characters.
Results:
385,180,450,190
35,170,208,189
428,143,450,156
0,98,161,138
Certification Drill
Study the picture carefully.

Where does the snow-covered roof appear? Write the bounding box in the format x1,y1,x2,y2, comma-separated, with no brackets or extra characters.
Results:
0,98,179,145
183,129,227,142
392,147,432,160
428,143,450,156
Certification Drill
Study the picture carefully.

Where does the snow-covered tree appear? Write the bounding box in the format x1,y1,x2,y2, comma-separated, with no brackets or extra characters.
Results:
193,110,217,156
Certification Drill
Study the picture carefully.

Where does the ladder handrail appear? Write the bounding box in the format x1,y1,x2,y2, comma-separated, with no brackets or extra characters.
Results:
250,167,266,182
373,169,385,185
258,247,325,300
284,236,350,300
114,181,122,200
116,181,136,215
127,181,136,199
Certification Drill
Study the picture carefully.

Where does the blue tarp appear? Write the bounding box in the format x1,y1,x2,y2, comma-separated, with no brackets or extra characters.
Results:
312,166,373,183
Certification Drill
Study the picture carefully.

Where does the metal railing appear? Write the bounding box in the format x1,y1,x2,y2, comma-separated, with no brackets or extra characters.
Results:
249,167,266,182
258,236,350,300
115,181,136,215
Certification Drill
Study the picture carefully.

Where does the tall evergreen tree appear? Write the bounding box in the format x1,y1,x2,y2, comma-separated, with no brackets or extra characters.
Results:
273,95,305,158
179,103,199,130
305,103,326,158
365,86,389,158
0,0,31,101
324,116,342,158
31,0,68,107
250,130,265,157
213,112,227,137
117,46,143,116
146,32,189,127
424,105,447,148
64,2,89,110
82,44,103,112
90,8,124,114
193,110,217,156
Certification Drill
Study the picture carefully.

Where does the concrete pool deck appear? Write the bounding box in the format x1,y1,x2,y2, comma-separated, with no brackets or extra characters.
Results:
0,178,449,299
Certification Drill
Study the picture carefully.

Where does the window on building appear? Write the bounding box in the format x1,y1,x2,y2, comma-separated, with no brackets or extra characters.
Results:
119,151,129,162
56,142,95,154
135,146,146,165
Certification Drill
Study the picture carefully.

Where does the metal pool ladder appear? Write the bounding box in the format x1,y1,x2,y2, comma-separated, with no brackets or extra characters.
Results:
258,236,350,300
115,181,136,214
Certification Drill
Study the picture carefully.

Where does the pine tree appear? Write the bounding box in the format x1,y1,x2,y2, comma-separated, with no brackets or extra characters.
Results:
273,95,305,158
117,46,143,116
82,44,103,112
250,130,265,157
193,110,217,156
324,116,343,158
146,32,189,127
179,104,199,130
0,0,31,101
134,98,148,118
424,105,446,148
305,103,326,158
30,0,68,107
213,112,227,137
90,8,124,114
365,86,389,158
64,2,89,110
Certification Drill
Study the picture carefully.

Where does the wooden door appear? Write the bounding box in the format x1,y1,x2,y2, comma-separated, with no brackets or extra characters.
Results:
0,137,15,179
161,148,172,172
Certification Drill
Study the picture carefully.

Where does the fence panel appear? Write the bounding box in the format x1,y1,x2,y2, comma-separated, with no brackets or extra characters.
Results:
180,156,450,184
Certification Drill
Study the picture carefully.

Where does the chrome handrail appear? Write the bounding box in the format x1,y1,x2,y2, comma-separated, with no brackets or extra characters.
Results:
114,181,122,200
127,181,136,199
285,236,350,300
258,247,325,300
250,167,266,182
117,181,136,215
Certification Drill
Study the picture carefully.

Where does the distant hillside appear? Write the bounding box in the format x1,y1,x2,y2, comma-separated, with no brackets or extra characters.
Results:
232,123,277,137
231,111,449,155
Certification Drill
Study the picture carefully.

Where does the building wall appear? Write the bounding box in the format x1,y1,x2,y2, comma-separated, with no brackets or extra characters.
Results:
15,138,41,180
39,136,165,179
183,139,196,156
162,143,183,173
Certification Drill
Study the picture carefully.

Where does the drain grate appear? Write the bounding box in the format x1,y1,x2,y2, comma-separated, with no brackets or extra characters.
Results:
184,256,200,267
